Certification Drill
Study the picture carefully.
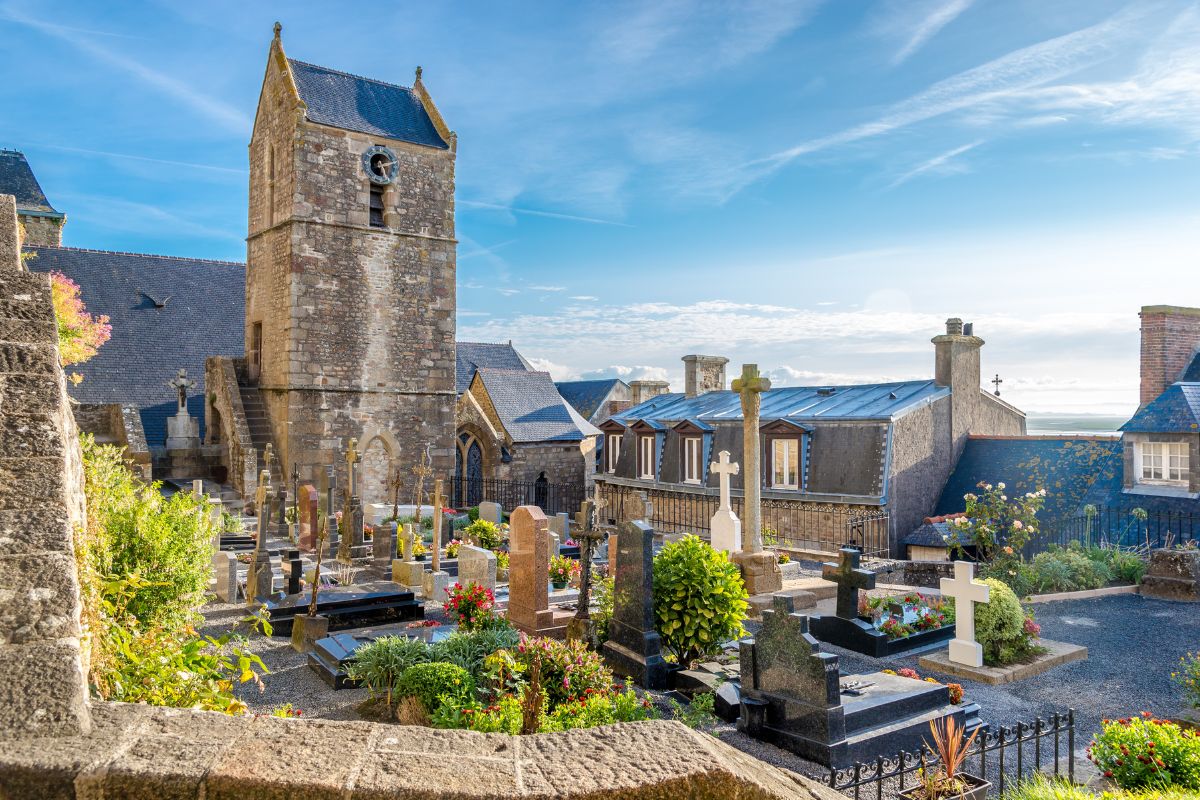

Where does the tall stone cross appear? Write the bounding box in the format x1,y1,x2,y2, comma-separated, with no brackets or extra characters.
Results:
249,469,274,603
822,547,875,619
431,478,444,572
344,437,361,501
569,498,607,639
731,363,771,551
166,368,195,415
941,560,991,667
709,450,742,553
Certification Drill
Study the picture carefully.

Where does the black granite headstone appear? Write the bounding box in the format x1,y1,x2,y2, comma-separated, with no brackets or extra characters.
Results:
286,549,302,595
601,520,668,689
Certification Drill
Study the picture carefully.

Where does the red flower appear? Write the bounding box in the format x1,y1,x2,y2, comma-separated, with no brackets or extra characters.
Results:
1104,771,1113,778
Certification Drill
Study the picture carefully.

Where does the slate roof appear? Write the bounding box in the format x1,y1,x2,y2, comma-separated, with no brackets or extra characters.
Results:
1182,352,1200,383
288,60,448,149
455,341,532,394
25,246,245,446
1121,383,1200,433
904,521,953,548
0,150,61,215
474,369,601,444
613,380,948,425
555,379,625,420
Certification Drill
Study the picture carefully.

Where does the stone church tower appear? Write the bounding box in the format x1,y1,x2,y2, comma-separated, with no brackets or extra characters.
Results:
245,24,457,495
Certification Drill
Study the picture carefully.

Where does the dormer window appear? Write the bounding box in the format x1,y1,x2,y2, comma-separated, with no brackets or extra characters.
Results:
1138,440,1189,486
638,435,656,480
369,184,386,228
771,438,800,489
682,436,703,484
606,433,622,473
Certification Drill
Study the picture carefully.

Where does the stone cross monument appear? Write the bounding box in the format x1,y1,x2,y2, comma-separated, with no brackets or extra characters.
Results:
164,368,200,450
422,478,450,602
167,368,195,416
709,450,741,553
823,547,876,619
730,363,781,595
567,498,606,642
940,560,990,667
248,469,275,603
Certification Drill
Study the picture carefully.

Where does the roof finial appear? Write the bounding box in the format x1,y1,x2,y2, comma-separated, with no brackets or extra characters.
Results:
273,21,282,39
415,65,423,83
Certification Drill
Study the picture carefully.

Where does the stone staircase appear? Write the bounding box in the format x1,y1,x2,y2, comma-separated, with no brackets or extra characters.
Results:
238,382,283,491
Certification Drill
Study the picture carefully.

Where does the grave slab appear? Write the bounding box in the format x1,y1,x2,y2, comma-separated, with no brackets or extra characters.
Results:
918,638,1088,685
260,581,423,636
309,623,456,688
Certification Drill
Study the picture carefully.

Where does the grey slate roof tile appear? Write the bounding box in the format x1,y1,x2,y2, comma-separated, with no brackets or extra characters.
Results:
455,341,532,394
0,150,60,214
1120,383,1200,433
288,60,448,149
475,368,601,444
554,379,624,420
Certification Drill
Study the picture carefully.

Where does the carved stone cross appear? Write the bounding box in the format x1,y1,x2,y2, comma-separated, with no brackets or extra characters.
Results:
431,478,444,573
709,450,742,553
822,547,875,620
344,438,362,500
731,364,770,551
263,443,275,478
166,368,196,415
941,560,991,667
711,450,740,512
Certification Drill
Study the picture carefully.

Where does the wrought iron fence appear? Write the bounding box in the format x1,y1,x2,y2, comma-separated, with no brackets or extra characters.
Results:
596,481,890,557
829,709,1075,799
446,475,585,517
1028,507,1200,557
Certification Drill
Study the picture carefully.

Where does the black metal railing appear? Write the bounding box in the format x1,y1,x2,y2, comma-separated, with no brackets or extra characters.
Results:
447,475,585,518
1028,507,1200,557
829,710,1075,799
596,481,890,557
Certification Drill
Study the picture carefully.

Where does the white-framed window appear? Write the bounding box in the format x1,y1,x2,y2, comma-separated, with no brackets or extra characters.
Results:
1138,441,1189,485
606,434,622,473
772,438,800,489
638,435,656,480
683,437,703,484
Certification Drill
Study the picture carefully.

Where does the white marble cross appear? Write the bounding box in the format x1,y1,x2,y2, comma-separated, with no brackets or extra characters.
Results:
709,450,742,554
941,560,991,667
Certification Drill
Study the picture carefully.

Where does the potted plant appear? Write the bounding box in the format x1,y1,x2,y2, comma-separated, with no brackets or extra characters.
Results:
900,717,987,800
549,554,576,590
412,538,427,562
495,550,510,582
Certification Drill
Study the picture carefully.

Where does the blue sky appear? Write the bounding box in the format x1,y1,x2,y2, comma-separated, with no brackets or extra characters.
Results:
2,1,1198,416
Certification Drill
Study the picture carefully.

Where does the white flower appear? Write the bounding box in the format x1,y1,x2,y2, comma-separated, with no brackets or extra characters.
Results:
997,482,1006,490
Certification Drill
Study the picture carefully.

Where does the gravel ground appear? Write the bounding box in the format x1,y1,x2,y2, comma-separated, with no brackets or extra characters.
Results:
199,590,1197,795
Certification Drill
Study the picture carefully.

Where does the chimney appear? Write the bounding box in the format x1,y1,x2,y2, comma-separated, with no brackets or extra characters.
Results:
1139,305,1200,407
682,354,729,398
932,317,984,458
630,380,671,405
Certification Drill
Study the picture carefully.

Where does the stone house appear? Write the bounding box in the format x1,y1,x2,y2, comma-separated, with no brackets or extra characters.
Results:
0,149,65,247
598,325,1026,556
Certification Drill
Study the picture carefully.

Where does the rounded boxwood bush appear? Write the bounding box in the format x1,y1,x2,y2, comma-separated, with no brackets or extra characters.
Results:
395,662,474,714
652,535,747,665
976,577,1027,665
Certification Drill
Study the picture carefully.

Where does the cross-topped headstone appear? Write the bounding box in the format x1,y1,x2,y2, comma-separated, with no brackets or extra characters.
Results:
711,450,740,511
991,373,1003,397
940,560,990,667
290,462,300,523
731,364,771,551
249,469,274,603
431,478,444,572
263,442,274,477
387,464,404,520
166,368,196,415
568,498,607,640
822,547,875,619
344,437,361,500
743,593,840,708
710,450,742,553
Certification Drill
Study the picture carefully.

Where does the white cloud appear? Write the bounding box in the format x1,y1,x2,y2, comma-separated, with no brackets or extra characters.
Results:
529,285,566,292
459,200,632,227
570,295,599,301
886,140,983,189
579,365,672,383
525,358,577,381
889,0,974,65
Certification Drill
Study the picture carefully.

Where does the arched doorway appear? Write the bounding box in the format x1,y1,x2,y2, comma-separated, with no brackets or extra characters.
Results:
357,428,400,509
455,432,484,507
534,472,548,511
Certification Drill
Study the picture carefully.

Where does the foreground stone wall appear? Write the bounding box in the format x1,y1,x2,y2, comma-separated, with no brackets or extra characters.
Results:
0,702,839,799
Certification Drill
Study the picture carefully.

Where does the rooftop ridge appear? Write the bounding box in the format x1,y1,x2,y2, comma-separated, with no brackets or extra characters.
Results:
967,434,1121,441
22,244,245,267
288,58,414,94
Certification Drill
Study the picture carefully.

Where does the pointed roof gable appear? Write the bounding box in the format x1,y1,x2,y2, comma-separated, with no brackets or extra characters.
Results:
555,378,626,420
0,150,61,216
456,341,533,394
1181,351,1200,383
474,368,601,444
1121,383,1200,434
287,59,449,149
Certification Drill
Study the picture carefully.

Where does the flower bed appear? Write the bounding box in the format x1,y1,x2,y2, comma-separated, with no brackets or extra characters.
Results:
861,592,954,640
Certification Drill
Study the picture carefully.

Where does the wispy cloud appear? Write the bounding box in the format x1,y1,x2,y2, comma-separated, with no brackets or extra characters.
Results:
458,238,518,261
3,4,248,132
459,199,632,227
55,192,243,243
887,140,983,188
570,295,599,301
530,285,566,292
30,144,244,177
890,0,974,65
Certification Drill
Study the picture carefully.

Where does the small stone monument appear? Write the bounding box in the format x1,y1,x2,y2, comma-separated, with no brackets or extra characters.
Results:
940,560,990,667
373,520,397,563
248,470,276,602
164,368,199,449
709,450,741,553
457,544,497,593
731,364,782,595
338,438,366,562
567,497,607,642
507,505,571,637
602,519,668,688
550,512,570,539
392,523,425,590
298,484,319,550
423,478,450,600
286,549,303,595
478,500,502,525
213,551,239,603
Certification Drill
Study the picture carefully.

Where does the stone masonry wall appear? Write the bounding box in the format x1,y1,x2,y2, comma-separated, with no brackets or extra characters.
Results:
0,194,91,738
1140,305,1200,407
18,213,64,248
205,356,258,499
245,35,456,492
73,402,152,481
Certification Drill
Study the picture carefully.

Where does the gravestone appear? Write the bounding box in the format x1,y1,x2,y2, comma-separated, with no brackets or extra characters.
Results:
709,450,741,553
373,521,397,563
548,530,561,558
299,484,319,550
507,505,571,638
601,520,668,689
457,544,497,593
567,497,607,642
941,560,990,667
739,595,973,767
478,501,502,525
286,549,303,595
248,470,276,602
422,570,450,604
213,551,239,603
550,512,570,539
425,479,450,598
731,364,782,595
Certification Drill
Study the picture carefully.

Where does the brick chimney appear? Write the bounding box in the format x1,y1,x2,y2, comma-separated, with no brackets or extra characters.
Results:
932,317,984,459
1139,305,1200,407
682,355,728,398
630,380,670,406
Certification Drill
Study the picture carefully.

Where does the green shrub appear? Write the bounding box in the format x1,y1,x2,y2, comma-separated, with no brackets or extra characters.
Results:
1030,547,1110,593
439,687,657,735
1089,714,1200,790
395,662,474,715
592,575,615,644
998,774,1200,799
976,578,1040,666
429,625,520,684
514,636,612,708
1108,549,1148,585
346,636,431,705
1173,652,1200,710
464,519,502,550
981,559,1036,599
668,690,717,730
467,506,480,522
652,535,747,664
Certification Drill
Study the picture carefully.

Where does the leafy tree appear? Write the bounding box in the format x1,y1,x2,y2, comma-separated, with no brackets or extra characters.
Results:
49,271,110,368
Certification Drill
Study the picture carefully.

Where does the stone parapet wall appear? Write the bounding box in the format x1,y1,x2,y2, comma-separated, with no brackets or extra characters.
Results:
18,213,64,248
205,356,258,499
73,403,152,481
0,702,838,799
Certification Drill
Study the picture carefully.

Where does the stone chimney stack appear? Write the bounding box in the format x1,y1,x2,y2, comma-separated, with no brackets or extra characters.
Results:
1139,305,1200,408
932,317,984,459
0,195,21,272
630,379,671,406
682,355,729,398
